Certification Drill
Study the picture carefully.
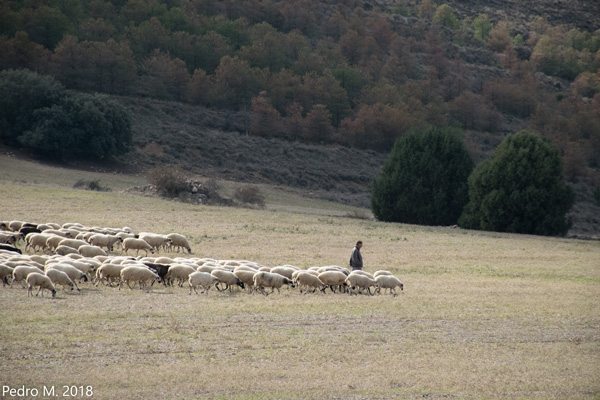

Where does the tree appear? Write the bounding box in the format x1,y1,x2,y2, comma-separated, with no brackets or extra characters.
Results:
250,91,282,137
433,5,459,30
472,14,492,42
459,131,574,236
371,127,474,225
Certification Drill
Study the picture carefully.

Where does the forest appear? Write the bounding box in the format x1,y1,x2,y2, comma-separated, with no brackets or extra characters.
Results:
1,0,599,187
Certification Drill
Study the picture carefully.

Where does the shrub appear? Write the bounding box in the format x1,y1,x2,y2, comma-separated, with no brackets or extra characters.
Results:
147,166,189,198
371,126,474,226
233,185,266,208
459,131,575,236
73,179,110,192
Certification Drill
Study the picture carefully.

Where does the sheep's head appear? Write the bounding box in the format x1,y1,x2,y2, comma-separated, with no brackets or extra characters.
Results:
237,280,245,289
51,289,57,297
81,274,89,282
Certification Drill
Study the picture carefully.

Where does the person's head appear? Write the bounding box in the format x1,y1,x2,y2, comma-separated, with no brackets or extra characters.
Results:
356,240,363,249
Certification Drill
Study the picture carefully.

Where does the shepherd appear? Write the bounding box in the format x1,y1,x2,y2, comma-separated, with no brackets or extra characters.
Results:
349,240,363,271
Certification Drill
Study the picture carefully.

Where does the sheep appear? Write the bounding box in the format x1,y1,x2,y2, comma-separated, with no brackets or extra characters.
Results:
45,268,79,292
270,266,296,279
0,232,18,245
123,238,154,256
46,235,66,252
138,233,172,253
58,239,88,250
119,266,160,290
115,231,137,241
350,270,375,280
95,263,126,287
154,256,175,264
12,266,44,287
46,264,89,284
346,273,379,296
375,275,404,296
318,271,349,293
26,272,57,297
25,233,52,253
143,263,170,286
0,265,14,286
167,233,192,254
188,271,219,295
9,221,25,232
211,269,245,293
78,245,108,258
197,264,223,273
233,270,257,293
89,234,123,252
55,245,80,256
373,270,393,278
258,266,272,272
253,271,295,296
296,272,327,294
43,229,72,238
164,264,196,287
0,244,22,254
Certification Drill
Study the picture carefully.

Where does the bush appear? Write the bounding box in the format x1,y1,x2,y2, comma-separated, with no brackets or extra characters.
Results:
371,126,474,226
73,179,110,192
233,185,266,208
0,69,132,160
459,131,575,236
147,166,189,198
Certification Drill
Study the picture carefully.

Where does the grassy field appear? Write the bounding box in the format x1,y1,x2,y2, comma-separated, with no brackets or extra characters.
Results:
1,156,599,399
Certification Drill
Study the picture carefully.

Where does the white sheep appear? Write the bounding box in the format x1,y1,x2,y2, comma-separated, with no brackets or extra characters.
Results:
211,269,245,293
45,268,79,292
123,238,154,256
350,270,375,279
139,233,172,253
253,271,295,296
9,220,25,232
25,233,52,253
119,265,160,290
233,270,257,293
46,235,66,252
78,245,107,258
296,272,327,294
375,275,404,296
270,266,296,279
45,264,89,284
89,234,123,251
12,266,44,287
373,270,393,278
188,271,219,295
56,245,80,256
165,264,196,287
26,272,57,297
58,239,89,250
154,256,175,264
0,265,14,286
43,229,72,238
167,233,192,254
346,273,379,296
0,232,18,245
95,263,126,287
318,271,349,293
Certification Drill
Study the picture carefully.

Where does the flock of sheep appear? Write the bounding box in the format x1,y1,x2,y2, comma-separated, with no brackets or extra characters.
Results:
0,220,404,298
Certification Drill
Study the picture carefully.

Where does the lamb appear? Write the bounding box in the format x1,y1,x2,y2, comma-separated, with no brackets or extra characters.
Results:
95,263,126,287
373,270,393,278
138,233,172,253
233,270,257,293
45,268,79,292
12,266,44,287
0,265,14,286
123,238,154,256
188,271,219,295
119,266,160,290
26,272,57,297
253,271,295,296
164,264,196,287
346,273,379,296
89,234,123,251
296,272,327,294
211,269,245,293
78,245,108,258
167,233,192,254
375,275,404,296
56,245,80,256
46,264,89,284
318,271,349,293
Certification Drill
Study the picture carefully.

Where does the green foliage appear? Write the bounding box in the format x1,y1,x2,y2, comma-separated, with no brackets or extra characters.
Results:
0,69,131,160
371,127,474,226
472,14,492,42
459,131,575,236
433,5,460,30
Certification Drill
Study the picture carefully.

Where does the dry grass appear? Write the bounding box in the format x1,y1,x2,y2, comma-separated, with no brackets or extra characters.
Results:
1,157,599,399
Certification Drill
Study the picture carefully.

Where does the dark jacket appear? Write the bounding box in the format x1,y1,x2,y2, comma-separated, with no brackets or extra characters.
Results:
350,246,363,270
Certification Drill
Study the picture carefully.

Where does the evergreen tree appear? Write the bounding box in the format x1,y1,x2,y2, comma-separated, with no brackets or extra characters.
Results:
371,127,473,225
459,131,574,236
